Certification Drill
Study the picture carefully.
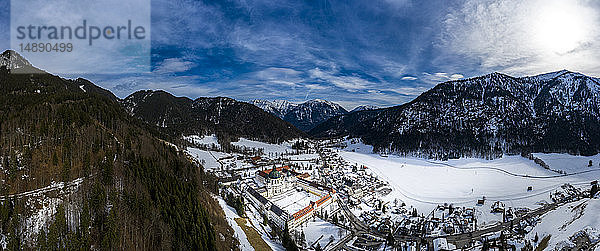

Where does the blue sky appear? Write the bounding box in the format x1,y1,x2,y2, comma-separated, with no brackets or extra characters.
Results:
2,0,600,110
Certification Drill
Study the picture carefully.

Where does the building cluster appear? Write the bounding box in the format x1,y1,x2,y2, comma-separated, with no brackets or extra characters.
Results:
245,165,338,231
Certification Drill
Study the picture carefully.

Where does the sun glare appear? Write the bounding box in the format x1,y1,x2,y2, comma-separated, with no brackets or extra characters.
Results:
532,1,591,55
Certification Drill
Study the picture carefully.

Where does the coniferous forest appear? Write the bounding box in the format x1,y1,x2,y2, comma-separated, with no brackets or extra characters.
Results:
0,61,239,250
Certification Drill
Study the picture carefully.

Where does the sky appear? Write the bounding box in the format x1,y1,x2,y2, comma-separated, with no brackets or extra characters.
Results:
2,0,600,110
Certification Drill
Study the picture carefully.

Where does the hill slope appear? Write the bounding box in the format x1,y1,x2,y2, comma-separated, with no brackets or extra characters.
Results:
310,71,600,159
0,50,237,250
124,91,305,144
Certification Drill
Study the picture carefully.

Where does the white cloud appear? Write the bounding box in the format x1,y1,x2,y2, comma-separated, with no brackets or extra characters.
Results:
98,74,214,98
450,74,464,80
421,72,464,84
154,58,195,74
10,0,151,74
401,76,417,81
251,67,304,87
438,0,600,76
305,83,328,90
386,86,431,96
255,67,302,80
308,68,373,92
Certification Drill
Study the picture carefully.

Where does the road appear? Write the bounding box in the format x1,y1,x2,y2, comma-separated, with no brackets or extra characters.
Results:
0,177,85,201
327,199,378,251
389,196,579,249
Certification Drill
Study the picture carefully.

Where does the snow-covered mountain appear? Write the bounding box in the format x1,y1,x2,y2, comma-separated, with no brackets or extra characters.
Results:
0,50,32,70
525,198,600,250
311,70,600,159
350,105,379,113
251,99,348,131
250,99,298,118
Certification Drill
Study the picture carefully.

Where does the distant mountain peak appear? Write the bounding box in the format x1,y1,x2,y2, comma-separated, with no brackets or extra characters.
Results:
252,98,348,131
350,105,378,113
0,50,32,70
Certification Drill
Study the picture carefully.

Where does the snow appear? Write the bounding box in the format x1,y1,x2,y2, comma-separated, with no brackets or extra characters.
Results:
338,151,597,226
526,198,600,250
231,138,294,155
184,134,221,148
23,197,62,244
79,85,86,92
216,197,254,250
350,105,378,113
216,197,253,251
342,138,374,154
302,218,348,249
250,100,297,118
245,202,286,251
0,233,5,250
532,153,600,177
185,147,227,171
271,189,320,214
285,154,319,160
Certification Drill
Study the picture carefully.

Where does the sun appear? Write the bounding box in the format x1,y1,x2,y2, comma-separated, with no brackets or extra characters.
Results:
531,1,592,55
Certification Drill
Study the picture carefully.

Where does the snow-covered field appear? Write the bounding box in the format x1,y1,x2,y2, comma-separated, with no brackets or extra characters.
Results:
339,151,599,226
533,153,600,176
185,147,228,171
303,218,348,249
526,198,600,250
231,138,294,155
184,134,221,148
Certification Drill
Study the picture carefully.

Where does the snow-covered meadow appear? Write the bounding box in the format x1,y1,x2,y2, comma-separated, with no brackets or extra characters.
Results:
526,198,600,250
338,148,599,226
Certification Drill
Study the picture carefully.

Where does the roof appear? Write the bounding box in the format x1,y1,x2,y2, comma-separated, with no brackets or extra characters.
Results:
247,187,269,205
270,204,285,217
315,194,331,207
257,166,292,179
269,169,282,179
292,203,315,220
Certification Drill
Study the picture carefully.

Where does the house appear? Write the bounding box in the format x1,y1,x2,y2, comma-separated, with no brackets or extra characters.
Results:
477,197,486,205
491,201,505,213
250,156,262,164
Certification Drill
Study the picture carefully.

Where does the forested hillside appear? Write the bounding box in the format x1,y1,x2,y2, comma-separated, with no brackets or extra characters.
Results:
124,90,305,144
311,71,600,159
0,50,237,250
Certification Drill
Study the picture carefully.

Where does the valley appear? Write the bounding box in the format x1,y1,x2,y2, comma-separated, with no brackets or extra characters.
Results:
187,135,600,250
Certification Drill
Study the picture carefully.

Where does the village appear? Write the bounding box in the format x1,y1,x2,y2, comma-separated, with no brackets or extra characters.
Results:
184,135,599,250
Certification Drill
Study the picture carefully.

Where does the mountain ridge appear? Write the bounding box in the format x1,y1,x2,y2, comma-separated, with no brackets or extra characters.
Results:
251,98,348,131
310,70,600,159
124,90,306,144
